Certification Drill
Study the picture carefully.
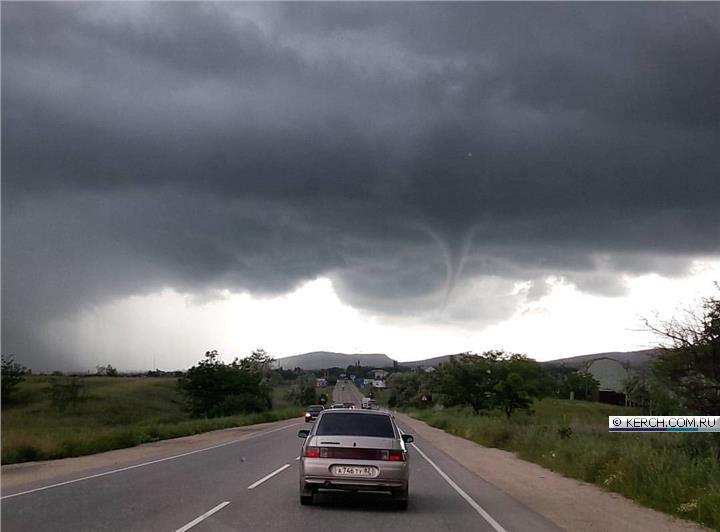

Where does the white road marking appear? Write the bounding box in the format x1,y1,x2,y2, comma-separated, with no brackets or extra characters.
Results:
1,422,302,500
295,456,301,460
247,463,291,489
174,501,230,532
410,442,508,532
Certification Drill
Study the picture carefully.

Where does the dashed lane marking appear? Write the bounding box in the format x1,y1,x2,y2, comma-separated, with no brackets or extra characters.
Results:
247,464,292,490
174,501,230,532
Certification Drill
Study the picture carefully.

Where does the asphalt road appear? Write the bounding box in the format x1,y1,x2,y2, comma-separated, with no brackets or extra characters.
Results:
1,382,560,532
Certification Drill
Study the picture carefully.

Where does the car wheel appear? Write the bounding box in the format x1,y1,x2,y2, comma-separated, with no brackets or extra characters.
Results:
300,482,314,505
393,486,409,510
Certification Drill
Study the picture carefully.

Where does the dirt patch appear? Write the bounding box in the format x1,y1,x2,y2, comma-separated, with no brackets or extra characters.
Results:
396,413,707,532
1,417,302,493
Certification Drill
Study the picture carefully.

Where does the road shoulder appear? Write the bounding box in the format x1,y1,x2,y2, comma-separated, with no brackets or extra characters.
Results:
396,412,707,532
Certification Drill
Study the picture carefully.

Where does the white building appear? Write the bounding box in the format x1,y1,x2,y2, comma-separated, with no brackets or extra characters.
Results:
371,369,389,380
584,357,631,404
584,358,628,393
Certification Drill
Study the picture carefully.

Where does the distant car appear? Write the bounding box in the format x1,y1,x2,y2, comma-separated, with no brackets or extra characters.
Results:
304,405,324,423
361,397,379,410
330,403,345,409
343,402,356,409
297,409,413,509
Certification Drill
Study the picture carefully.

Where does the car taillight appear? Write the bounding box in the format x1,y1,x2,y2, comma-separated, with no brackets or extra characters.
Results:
377,449,405,461
388,450,405,462
304,446,320,458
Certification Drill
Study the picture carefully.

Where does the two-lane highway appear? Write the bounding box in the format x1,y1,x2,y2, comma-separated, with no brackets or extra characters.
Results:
331,378,365,406
2,382,560,531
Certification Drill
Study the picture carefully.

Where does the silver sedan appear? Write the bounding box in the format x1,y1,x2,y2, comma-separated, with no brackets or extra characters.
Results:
297,409,413,509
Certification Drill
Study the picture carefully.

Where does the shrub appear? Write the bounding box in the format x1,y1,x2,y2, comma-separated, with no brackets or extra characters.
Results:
1,355,28,404
177,350,272,418
48,378,88,411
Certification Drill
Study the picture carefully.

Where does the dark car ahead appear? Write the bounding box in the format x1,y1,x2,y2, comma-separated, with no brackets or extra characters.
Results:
298,409,413,509
304,405,324,423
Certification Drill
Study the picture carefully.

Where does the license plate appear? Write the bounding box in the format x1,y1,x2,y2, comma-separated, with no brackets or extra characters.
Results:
331,465,378,477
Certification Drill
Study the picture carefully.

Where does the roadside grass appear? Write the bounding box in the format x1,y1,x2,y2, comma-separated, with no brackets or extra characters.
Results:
1,377,302,465
410,400,720,531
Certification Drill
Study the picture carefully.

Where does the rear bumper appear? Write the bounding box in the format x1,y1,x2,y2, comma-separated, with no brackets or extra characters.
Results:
303,476,407,491
300,458,409,491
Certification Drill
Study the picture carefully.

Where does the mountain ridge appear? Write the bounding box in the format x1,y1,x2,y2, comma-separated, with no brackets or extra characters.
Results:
540,349,659,369
276,349,659,371
275,351,394,370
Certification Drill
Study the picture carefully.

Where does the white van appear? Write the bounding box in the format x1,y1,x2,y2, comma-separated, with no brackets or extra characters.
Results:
361,397,379,410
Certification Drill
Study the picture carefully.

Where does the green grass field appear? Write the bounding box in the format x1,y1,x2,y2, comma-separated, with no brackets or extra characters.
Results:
411,400,720,530
1,376,302,465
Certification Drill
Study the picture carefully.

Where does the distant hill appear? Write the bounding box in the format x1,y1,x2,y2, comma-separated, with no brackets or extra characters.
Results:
400,349,660,371
277,348,660,371
399,354,464,368
275,351,395,370
541,349,659,370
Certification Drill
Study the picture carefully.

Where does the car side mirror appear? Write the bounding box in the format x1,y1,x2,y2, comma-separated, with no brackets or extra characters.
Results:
401,434,414,444
298,429,310,439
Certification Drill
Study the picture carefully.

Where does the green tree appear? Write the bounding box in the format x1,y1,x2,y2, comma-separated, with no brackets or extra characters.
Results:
275,368,300,381
387,373,431,408
432,351,549,416
624,373,676,415
432,352,499,414
95,364,118,376
286,376,317,406
1,354,28,404
241,348,275,377
561,371,600,401
178,350,272,417
492,354,550,418
623,374,650,407
645,377,677,415
646,288,720,415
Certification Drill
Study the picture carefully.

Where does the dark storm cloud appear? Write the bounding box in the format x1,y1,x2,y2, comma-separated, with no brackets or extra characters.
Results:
2,2,719,368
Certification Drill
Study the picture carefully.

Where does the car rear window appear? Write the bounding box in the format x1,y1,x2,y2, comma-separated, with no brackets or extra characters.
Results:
316,413,395,438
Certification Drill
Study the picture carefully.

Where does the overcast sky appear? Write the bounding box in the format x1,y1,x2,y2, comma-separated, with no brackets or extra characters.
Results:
3,3,719,371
